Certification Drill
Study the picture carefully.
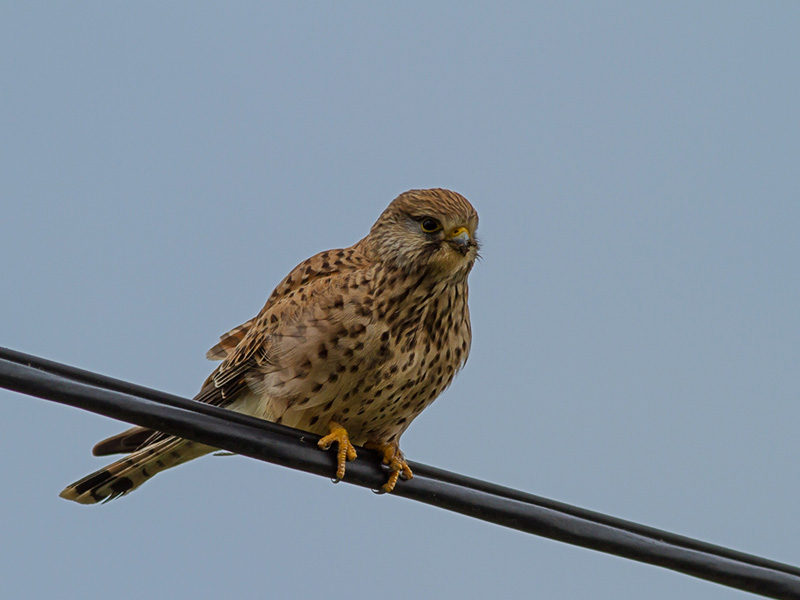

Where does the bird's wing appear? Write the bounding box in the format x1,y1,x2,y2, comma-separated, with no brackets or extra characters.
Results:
211,247,378,410
92,246,373,456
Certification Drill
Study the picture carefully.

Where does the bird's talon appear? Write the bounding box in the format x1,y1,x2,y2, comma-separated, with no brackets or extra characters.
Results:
382,471,400,494
318,422,357,481
365,441,413,493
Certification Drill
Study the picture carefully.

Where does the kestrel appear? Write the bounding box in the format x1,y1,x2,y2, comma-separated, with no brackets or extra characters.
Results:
60,188,479,504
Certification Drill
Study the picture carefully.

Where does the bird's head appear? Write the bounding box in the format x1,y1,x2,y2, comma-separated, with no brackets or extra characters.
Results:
362,188,480,278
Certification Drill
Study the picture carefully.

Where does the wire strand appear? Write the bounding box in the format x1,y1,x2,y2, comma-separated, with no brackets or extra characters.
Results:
2,346,799,600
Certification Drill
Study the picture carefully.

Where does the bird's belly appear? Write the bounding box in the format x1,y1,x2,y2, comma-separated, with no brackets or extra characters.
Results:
280,354,459,445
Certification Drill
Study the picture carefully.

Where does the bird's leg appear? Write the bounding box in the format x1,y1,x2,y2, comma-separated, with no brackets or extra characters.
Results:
317,421,357,481
364,441,413,493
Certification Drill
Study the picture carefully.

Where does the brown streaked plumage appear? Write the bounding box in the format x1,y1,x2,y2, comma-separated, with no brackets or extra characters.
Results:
60,188,479,504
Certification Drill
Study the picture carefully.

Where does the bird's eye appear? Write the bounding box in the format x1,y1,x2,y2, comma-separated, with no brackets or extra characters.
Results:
420,218,442,233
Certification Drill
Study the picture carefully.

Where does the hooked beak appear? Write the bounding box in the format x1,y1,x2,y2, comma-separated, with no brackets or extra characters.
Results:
446,226,473,256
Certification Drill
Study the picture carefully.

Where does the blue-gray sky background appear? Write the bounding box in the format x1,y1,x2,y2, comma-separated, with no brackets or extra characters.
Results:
2,3,798,599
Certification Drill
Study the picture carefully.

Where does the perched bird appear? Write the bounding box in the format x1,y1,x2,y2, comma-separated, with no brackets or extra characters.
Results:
60,188,479,504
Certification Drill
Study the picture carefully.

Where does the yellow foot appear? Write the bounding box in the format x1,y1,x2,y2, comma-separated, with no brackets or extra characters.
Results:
365,441,413,493
318,422,357,481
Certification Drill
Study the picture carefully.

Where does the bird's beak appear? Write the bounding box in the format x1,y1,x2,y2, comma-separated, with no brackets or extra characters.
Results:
447,226,472,256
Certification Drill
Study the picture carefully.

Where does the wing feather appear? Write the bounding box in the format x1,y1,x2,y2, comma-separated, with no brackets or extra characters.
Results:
206,318,256,360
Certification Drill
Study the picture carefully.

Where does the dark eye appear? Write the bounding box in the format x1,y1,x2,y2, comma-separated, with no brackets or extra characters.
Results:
420,218,442,233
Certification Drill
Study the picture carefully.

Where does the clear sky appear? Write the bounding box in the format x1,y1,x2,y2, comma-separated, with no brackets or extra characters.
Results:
2,3,799,599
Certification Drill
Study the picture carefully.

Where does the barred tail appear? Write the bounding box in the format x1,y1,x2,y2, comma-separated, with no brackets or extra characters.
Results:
59,438,213,505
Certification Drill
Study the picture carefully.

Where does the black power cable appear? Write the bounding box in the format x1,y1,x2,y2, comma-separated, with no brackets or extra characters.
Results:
2,346,799,600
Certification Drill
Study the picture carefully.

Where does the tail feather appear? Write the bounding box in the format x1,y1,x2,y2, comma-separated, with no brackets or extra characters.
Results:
60,438,213,505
